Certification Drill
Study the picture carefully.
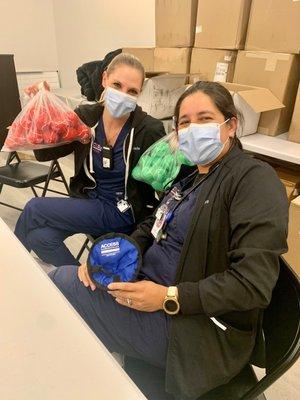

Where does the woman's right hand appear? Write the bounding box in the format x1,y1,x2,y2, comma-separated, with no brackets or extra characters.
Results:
77,263,96,291
24,80,50,97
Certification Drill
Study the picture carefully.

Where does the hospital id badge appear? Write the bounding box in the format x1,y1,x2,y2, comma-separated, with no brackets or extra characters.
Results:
102,145,113,169
151,204,168,241
117,199,130,213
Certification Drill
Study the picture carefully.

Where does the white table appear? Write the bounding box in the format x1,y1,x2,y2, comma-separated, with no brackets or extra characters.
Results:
240,133,300,165
0,218,146,400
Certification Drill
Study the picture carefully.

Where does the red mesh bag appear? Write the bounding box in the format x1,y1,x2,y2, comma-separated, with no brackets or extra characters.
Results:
2,89,91,151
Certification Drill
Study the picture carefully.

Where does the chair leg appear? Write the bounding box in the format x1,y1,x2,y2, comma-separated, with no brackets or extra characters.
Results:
6,151,19,164
256,394,267,400
34,159,69,197
41,160,56,197
53,159,70,195
0,152,22,209
30,186,39,197
76,237,90,262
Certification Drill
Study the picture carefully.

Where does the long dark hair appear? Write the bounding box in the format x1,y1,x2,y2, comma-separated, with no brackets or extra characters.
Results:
174,81,243,148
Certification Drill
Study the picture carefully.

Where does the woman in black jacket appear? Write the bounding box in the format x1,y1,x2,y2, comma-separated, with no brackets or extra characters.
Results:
14,53,165,267
49,81,288,399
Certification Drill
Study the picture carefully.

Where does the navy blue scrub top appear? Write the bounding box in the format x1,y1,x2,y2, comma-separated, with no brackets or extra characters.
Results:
139,176,203,286
87,117,132,203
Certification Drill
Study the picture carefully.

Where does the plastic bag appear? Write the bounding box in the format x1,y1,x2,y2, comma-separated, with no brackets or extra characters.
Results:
132,131,194,191
2,88,91,151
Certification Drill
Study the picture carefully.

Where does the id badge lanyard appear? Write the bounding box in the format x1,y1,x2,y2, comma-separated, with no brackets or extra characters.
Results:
151,164,220,242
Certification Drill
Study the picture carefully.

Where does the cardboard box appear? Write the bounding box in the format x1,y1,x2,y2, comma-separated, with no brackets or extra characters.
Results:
219,82,284,136
137,74,187,119
194,0,252,49
288,83,300,144
189,49,237,83
122,48,154,72
154,48,192,74
233,51,300,135
155,0,198,47
246,0,300,54
284,196,300,276
276,167,300,203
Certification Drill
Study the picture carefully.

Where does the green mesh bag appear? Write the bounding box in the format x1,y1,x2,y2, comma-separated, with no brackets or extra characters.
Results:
132,131,194,191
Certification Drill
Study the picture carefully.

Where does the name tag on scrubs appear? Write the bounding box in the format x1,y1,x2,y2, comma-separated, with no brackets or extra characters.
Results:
102,145,113,169
92,142,102,153
151,204,169,241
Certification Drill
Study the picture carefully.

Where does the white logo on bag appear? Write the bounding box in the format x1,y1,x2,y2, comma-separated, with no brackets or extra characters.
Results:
101,241,120,255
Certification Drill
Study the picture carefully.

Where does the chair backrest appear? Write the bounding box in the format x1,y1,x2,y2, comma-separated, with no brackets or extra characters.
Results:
265,256,300,370
0,54,22,148
242,256,300,399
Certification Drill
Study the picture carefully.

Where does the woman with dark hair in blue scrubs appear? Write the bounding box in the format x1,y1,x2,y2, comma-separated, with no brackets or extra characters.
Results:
14,53,165,267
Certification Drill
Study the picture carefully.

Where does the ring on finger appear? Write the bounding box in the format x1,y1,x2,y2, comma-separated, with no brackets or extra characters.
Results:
126,298,133,307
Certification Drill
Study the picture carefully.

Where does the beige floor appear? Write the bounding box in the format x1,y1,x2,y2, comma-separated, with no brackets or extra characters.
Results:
0,151,299,399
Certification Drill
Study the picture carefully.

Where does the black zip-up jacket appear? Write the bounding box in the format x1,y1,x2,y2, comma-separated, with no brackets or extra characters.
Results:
131,146,288,399
34,103,165,224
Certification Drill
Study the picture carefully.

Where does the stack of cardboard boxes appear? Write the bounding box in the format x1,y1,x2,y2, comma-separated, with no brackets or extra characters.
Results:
190,0,250,83
191,0,286,136
122,0,199,126
122,1,300,273
122,0,300,139
154,0,196,75
234,0,300,137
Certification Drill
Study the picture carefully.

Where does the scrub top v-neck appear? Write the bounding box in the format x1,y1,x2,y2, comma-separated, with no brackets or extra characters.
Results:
87,116,132,203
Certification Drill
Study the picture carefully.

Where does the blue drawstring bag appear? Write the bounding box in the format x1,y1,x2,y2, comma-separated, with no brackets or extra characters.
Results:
87,233,142,290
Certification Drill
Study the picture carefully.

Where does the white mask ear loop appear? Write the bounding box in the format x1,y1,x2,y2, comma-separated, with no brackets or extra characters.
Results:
217,118,231,140
98,88,106,104
220,118,230,127
210,118,232,162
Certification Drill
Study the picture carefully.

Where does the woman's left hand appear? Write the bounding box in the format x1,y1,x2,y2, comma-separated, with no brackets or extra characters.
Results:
107,280,168,312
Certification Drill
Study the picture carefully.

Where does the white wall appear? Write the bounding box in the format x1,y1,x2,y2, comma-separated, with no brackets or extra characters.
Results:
52,0,155,88
0,0,58,72
0,0,155,88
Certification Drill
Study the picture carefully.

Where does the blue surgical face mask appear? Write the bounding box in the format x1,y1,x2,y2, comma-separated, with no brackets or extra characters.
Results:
178,120,230,165
104,87,137,118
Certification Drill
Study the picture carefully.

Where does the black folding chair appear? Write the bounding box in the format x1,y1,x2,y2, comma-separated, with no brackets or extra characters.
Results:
0,151,70,211
0,54,70,211
124,256,300,400
76,234,95,262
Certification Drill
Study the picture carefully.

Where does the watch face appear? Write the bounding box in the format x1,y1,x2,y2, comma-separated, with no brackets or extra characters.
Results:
165,298,179,314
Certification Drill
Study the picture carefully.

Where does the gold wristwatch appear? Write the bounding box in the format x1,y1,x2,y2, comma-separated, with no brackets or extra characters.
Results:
163,286,180,315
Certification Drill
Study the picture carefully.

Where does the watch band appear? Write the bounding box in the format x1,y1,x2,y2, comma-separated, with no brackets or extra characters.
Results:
167,286,178,298
163,286,180,315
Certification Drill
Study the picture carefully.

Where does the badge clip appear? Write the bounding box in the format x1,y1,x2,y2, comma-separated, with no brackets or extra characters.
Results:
117,199,130,213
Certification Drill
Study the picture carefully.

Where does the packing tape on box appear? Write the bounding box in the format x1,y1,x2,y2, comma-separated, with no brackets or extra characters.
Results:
245,52,291,72
196,25,202,33
224,55,233,62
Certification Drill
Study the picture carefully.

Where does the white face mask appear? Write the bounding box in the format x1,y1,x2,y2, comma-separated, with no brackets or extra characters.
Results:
104,87,137,118
178,119,230,165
